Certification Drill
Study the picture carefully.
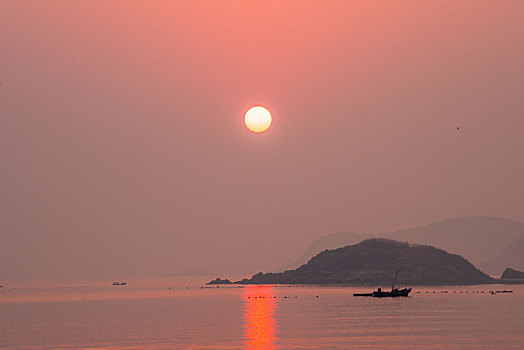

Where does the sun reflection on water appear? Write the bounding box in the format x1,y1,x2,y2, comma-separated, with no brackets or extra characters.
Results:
243,285,278,350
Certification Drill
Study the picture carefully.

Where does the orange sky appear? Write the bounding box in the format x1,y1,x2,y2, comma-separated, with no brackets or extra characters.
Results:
1,1,523,280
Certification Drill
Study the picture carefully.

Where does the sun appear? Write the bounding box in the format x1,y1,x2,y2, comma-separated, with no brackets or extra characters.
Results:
245,106,272,133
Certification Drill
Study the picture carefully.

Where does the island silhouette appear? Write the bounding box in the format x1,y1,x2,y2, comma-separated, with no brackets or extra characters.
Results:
284,217,524,276
209,239,524,286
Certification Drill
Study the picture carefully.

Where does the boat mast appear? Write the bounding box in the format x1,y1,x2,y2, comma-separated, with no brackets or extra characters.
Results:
391,269,399,289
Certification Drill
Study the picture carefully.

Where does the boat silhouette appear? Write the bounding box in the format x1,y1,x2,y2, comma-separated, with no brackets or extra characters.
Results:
354,270,412,297
112,281,127,286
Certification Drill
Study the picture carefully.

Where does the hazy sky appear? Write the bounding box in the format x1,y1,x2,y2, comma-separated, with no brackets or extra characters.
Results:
1,0,523,280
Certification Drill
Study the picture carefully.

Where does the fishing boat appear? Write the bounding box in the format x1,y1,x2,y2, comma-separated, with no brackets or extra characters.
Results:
372,286,411,297
112,281,127,286
353,270,412,297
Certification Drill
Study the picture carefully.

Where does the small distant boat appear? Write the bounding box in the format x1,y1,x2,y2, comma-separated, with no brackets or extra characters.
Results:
112,281,127,286
353,270,412,297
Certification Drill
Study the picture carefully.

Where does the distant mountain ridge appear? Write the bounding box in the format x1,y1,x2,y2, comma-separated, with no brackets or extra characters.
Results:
285,217,524,275
481,235,524,274
236,239,496,286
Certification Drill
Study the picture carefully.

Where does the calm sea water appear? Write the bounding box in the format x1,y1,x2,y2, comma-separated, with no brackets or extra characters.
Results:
1,277,523,349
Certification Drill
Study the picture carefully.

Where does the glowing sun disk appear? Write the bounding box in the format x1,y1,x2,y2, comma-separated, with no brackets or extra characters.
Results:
245,106,272,133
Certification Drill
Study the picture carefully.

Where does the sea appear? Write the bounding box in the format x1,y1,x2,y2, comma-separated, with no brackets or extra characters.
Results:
1,276,523,349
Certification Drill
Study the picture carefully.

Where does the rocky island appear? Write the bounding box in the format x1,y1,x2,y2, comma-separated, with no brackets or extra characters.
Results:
500,267,524,280
206,278,232,285
230,239,497,286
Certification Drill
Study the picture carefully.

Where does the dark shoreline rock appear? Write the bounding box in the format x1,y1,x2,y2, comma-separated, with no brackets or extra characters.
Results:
501,267,524,280
206,277,232,285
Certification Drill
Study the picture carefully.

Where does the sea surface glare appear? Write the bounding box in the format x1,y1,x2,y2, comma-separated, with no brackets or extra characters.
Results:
1,277,523,349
